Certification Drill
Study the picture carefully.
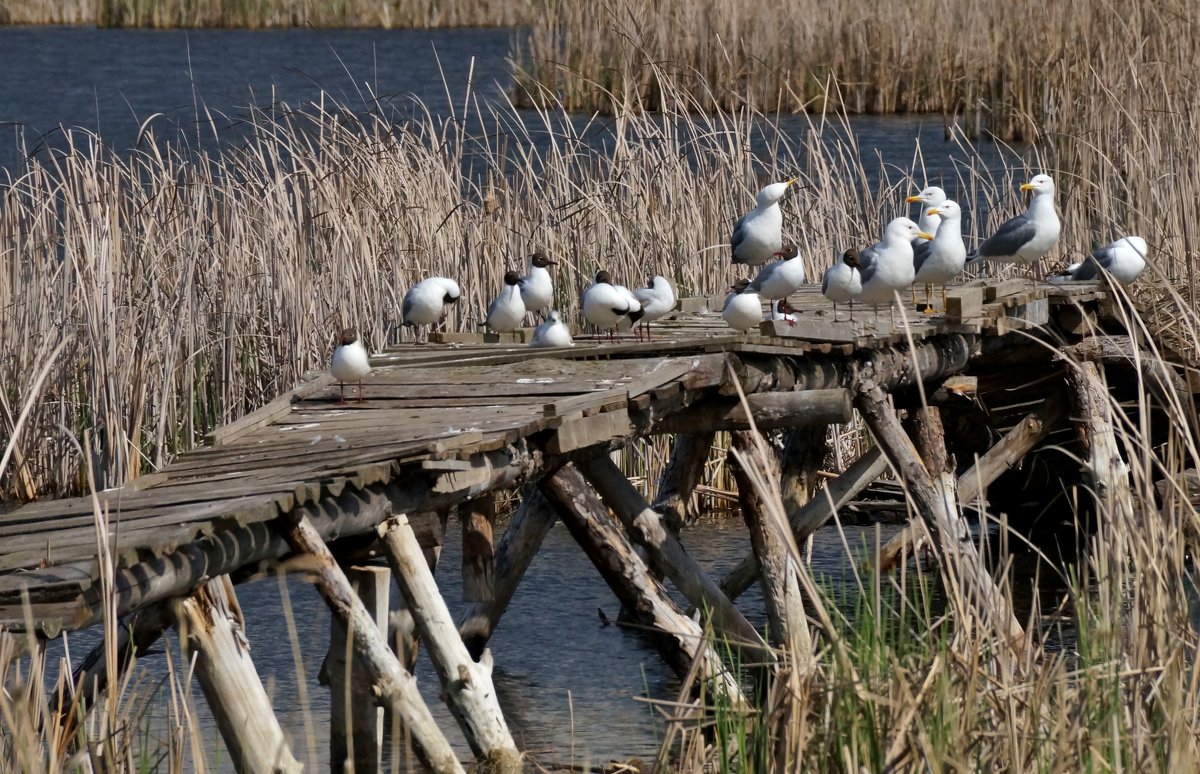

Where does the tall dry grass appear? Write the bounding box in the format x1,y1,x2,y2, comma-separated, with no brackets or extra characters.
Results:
3,54,1198,499
1,8,1198,769
0,0,538,27
513,0,1200,142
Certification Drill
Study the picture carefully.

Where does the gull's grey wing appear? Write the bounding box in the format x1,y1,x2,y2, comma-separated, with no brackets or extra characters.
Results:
820,268,831,294
912,240,934,273
401,289,415,323
1067,246,1116,281
975,214,1038,259
857,244,880,285
749,261,778,292
730,213,748,255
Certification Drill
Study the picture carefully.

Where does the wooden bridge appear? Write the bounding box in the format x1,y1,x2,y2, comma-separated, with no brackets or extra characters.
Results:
0,279,1150,772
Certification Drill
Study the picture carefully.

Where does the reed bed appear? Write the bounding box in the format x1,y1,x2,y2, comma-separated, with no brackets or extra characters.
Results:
2,47,1200,771
0,0,538,27
512,0,1200,142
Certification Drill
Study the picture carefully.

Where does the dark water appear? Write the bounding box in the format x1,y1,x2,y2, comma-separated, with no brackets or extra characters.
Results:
0,24,1036,767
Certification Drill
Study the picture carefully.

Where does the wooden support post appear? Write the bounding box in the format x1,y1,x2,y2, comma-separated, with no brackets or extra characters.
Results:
573,455,770,660
729,430,814,661
539,466,748,701
653,389,852,434
325,565,390,774
719,447,888,602
378,514,521,773
458,485,558,659
856,387,1027,657
651,431,715,532
390,538,440,672
1069,361,1133,522
278,513,464,774
778,425,831,518
874,389,1068,573
461,493,496,604
170,576,301,774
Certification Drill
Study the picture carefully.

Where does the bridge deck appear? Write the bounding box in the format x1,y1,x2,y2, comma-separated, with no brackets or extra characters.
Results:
0,280,1104,636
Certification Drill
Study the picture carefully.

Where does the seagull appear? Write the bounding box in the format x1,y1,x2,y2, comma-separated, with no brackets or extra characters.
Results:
731,179,797,266
529,310,575,348
331,327,371,403
912,199,968,311
1049,236,1148,286
821,248,863,321
722,283,764,332
749,241,806,317
773,298,801,326
721,278,748,310
632,275,676,340
906,186,947,245
966,174,1061,278
858,218,934,325
583,270,644,340
520,251,557,319
484,270,526,333
402,276,461,341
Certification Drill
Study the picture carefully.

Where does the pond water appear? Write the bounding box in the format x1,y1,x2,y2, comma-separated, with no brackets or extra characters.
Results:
0,23,1049,769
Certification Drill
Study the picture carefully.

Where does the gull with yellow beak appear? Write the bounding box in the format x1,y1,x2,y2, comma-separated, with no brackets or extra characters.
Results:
731,179,798,266
912,199,967,311
966,174,1061,278
858,217,935,326
906,185,947,245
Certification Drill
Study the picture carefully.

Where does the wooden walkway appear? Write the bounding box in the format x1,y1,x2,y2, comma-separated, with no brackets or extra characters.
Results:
0,280,1104,637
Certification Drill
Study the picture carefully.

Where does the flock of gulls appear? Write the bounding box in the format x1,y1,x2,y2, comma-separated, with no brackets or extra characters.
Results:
329,172,1149,401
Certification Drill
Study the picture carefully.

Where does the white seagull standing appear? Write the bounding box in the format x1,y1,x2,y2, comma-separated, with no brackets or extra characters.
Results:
520,251,557,319
749,241,806,317
731,179,797,266
906,186,947,244
484,270,526,333
529,310,575,348
723,283,764,332
821,248,864,321
966,174,1061,278
858,217,934,324
583,270,644,340
401,276,461,341
331,327,371,403
912,199,968,311
1049,236,1148,286
632,275,676,340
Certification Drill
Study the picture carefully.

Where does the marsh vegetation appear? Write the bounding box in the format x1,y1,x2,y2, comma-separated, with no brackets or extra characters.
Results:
2,0,1199,770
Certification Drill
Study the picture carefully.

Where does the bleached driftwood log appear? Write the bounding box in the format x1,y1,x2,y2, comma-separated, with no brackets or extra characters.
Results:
574,455,769,659
857,388,1027,657
171,576,301,774
378,513,521,773
719,447,888,601
458,485,558,659
873,389,1068,573
324,565,390,773
279,513,463,774
540,465,748,704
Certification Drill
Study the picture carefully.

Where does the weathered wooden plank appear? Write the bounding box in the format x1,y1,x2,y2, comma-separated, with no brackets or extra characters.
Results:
203,371,333,447
547,410,634,454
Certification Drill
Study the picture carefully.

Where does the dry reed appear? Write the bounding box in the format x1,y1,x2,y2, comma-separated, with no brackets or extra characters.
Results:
512,0,1200,142
2,24,1200,772
0,0,537,27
